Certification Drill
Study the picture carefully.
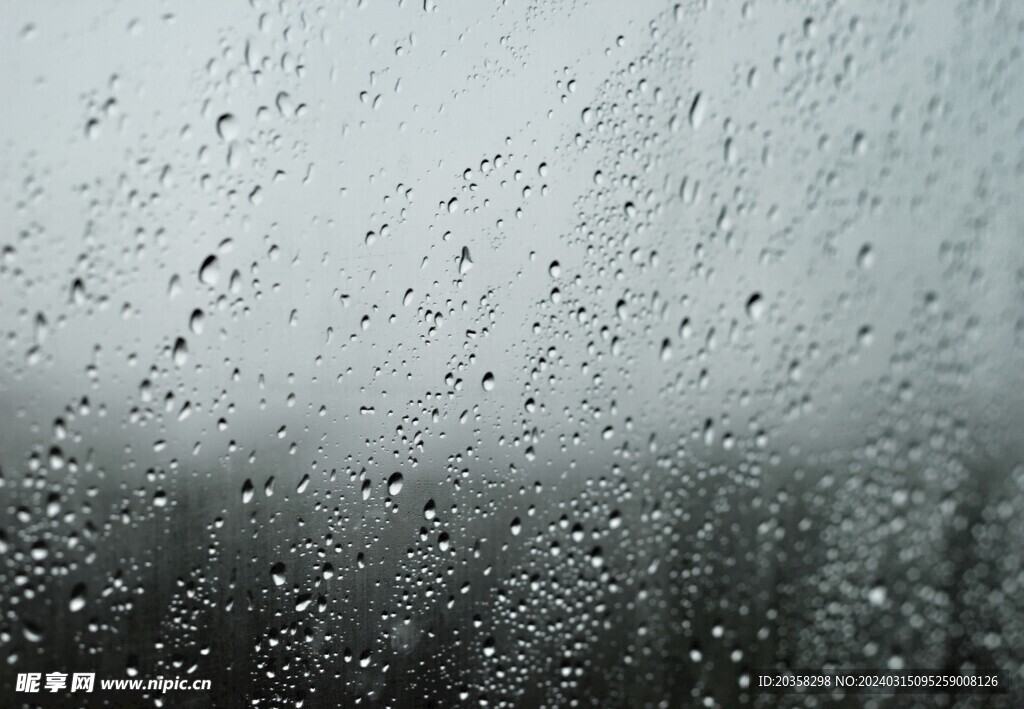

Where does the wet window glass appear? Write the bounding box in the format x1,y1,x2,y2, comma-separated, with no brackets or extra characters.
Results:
2,1,1023,706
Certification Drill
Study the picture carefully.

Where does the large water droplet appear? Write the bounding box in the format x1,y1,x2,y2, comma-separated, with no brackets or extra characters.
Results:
216,113,239,141
388,472,404,496
199,255,220,286
172,337,188,366
857,244,875,269
270,562,286,587
189,309,205,335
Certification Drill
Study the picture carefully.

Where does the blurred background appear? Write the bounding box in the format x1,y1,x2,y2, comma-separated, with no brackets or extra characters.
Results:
1,0,1023,706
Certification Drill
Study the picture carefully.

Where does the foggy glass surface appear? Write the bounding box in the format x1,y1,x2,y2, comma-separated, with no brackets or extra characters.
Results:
1,1,1023,707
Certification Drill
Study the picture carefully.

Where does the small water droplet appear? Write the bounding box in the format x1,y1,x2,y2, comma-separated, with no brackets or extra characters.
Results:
689,92,706,129
458,246,474,275
745,293,765,321
69,583,87,612
857,244,875,269
857,325,874,347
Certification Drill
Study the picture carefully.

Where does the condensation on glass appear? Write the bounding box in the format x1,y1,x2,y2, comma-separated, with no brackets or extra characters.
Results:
1,1,1023,706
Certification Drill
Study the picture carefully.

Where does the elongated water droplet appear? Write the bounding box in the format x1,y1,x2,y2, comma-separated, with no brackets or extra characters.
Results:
689,92,706,129
459,246,474,275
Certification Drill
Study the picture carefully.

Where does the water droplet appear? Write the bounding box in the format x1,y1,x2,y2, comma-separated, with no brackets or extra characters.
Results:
241,479,254,504
689,92,706,129
388,472,404,496
857,244,875,269
23,623,43,643
189,309,205,335
172,337,188,366
199,255,220,286
216,113,239,141
69,583,87,613
458,246,474,275
858,325,874,347
853,131,867,155
270,562,286,587
745,293,765,321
